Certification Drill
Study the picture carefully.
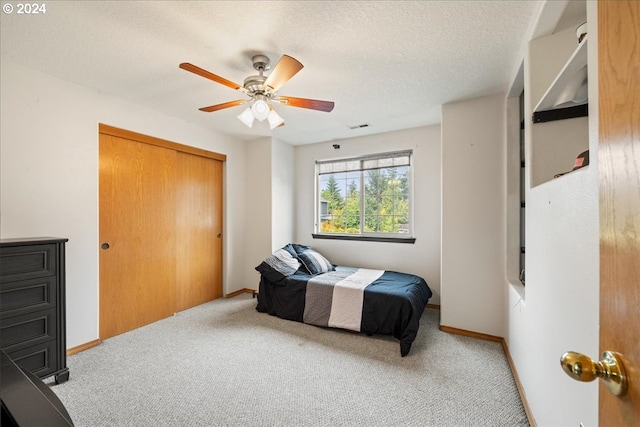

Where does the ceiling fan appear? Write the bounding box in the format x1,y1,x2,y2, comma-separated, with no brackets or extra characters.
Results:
179,54,335,129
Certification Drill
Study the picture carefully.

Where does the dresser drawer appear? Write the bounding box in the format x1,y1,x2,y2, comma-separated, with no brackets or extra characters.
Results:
5,341,59,378
0,276,57,319
0,309,57,353
0,244,58,283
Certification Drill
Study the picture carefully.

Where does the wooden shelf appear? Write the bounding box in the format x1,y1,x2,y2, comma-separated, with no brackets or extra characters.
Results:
534,36,588,113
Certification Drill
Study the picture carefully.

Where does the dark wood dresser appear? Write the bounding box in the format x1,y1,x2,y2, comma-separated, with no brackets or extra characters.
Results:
0,237,69,384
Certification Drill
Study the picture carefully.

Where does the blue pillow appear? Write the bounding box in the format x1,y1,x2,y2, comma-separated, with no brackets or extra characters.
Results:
255,245,301,282
291,244,311,255
296,248,334,275
280,243,298,258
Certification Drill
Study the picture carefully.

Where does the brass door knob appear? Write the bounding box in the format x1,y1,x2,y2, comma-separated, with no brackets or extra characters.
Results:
560,351,628,396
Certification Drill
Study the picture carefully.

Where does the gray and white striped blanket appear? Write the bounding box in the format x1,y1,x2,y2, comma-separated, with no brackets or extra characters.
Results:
303,266,384,331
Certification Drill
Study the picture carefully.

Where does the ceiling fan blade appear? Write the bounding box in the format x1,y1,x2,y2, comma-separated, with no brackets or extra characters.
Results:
199,99,246,112
180,63,246,93
263,55,303,92
278,96,335,112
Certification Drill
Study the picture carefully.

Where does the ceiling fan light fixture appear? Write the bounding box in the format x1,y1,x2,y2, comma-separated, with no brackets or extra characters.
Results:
251,95,270,121
237,107,254,128
267,108,285,129
181,54,334,129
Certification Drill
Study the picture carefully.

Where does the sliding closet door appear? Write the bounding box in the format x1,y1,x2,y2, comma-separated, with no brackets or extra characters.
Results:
99,133,177,340
175,152,223,312
99,125,226,340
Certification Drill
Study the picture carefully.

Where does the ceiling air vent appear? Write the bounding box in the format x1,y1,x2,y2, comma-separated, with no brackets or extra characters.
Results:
348,123,371,130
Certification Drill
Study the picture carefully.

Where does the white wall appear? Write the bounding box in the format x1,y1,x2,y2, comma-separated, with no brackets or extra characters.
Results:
271,139,295,250
0,59,248,349
242,137,296,291
440,93,507,337
243,138,272,290
293,125,442,304
506,2,600,425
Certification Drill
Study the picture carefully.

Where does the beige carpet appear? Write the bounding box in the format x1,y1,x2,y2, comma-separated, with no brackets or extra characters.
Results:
50,294,528,426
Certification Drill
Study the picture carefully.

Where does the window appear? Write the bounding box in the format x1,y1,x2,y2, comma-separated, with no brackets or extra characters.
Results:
314,150,413,241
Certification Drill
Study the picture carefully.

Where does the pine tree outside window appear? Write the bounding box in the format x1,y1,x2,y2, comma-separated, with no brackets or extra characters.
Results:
315,150,412,240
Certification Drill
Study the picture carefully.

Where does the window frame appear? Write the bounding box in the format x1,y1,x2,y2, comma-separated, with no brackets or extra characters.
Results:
313,150,415,243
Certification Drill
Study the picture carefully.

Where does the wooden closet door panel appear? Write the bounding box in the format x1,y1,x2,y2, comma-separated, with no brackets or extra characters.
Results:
175,152,223,312
99,134,177,340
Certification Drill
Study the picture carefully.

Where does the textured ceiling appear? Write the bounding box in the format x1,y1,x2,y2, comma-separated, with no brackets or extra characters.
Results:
1,1,542,145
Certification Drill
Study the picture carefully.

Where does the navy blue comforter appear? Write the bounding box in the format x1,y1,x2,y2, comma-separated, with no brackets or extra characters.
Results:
256,269,432,356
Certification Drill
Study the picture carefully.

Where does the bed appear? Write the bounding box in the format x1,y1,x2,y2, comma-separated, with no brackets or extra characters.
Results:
255,244,432,356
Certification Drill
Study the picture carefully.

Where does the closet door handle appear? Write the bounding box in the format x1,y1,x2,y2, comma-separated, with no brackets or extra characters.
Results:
216,233,222,238
101,242,110,250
